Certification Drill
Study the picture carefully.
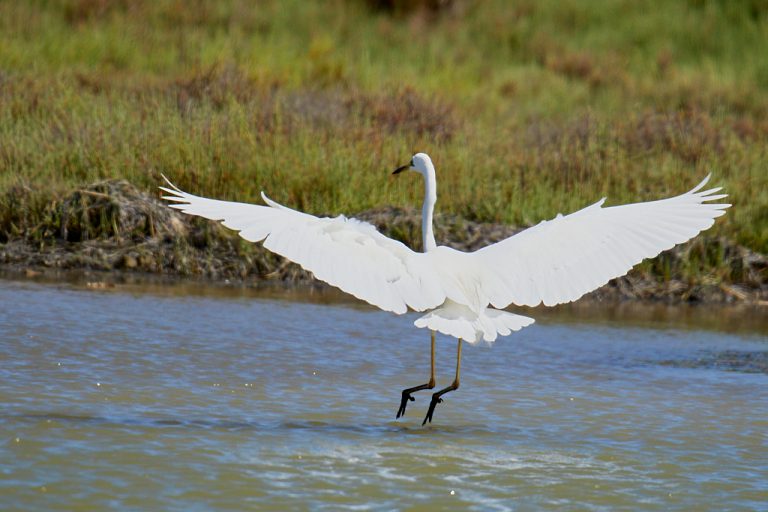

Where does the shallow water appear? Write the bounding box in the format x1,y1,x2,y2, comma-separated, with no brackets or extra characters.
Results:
1,278,766,511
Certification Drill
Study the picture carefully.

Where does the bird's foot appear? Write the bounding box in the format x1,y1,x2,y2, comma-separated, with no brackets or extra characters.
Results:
396,382,434,419
421,381,459,426
396,390,416,419
422,395,443,425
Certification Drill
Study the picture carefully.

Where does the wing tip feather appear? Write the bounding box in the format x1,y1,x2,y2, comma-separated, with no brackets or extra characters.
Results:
160,194,187,202
261,191,282,209
691,173,712,193
159,174,182,192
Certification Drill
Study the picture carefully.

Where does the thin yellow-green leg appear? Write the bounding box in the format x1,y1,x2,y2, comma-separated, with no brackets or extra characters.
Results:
396,331,436,419
422,337,462,425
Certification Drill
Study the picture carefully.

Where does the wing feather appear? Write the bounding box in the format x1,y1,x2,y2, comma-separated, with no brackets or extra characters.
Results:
161,181,445,314
472,175,730,308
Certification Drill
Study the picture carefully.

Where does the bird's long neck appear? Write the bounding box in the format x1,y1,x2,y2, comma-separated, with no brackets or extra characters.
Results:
421,166,437,252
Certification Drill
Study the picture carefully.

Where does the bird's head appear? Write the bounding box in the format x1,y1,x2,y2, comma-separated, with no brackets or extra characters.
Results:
392,153,434,177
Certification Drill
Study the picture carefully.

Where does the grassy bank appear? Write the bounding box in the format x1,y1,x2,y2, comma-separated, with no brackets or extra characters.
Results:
1,1,767,282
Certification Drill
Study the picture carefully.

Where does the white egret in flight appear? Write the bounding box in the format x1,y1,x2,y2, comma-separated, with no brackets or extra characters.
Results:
161,153,729,424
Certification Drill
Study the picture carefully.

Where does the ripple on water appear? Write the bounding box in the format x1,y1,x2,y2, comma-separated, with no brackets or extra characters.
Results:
0,279,766,510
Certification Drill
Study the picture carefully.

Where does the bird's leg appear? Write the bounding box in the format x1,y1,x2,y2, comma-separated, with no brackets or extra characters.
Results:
423,337,462,425
396,331,436,419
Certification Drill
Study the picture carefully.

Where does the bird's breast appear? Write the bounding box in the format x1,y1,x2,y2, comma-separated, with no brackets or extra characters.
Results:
427,246,488,314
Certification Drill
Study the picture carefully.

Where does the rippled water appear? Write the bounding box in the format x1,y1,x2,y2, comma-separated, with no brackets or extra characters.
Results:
1,278,767,510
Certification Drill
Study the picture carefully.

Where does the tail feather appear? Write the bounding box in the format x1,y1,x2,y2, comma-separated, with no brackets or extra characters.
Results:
414,302,535,344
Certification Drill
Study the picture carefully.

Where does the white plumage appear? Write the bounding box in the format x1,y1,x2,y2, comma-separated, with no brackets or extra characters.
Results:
161,153,729,344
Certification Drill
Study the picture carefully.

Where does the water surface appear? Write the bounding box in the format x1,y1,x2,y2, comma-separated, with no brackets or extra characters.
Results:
1,279,766,510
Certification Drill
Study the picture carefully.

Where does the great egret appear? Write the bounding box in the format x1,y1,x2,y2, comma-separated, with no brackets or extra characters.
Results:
161,153,729,424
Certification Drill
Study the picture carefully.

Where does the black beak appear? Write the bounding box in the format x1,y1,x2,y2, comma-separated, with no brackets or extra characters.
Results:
392,164,410,175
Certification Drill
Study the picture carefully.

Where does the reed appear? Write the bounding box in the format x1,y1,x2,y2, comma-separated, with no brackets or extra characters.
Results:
1,0,766,262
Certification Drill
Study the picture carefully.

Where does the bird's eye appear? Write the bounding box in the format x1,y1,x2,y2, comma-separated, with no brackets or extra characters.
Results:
410,159,414,166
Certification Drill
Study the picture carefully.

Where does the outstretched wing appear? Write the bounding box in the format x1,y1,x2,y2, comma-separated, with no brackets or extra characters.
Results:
472,175,730,308
160,180,445,314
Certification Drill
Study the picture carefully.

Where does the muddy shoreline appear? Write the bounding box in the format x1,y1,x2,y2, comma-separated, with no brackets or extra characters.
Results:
1,180,766,304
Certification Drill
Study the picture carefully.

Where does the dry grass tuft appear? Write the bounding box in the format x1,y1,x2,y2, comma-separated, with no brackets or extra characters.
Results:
546,52,595,82
359,87,458,141
61,0,138,25
173,65,260,112
363,0,461,16
622,110,727,163
40,180,186,243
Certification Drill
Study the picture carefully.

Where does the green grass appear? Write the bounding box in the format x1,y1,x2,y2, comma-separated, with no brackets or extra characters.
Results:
1,0,767,262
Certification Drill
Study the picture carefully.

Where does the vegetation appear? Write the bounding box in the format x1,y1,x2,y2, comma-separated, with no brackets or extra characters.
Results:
1,0,767,283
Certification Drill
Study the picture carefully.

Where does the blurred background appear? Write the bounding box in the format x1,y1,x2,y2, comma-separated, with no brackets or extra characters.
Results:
1,0,766,287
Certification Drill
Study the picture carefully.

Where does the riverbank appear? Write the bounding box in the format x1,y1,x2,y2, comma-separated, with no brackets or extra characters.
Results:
1,179,765,304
